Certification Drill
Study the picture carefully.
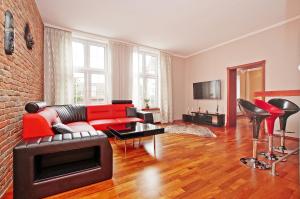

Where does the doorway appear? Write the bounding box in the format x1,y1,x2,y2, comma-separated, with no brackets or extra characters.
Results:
227,60,265,127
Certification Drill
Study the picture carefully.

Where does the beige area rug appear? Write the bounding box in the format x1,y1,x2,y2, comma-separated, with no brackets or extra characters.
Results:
163,124,217,138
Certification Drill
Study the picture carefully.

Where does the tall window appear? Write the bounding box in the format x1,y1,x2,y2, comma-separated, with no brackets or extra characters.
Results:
72,38,107,104
133,50,159,108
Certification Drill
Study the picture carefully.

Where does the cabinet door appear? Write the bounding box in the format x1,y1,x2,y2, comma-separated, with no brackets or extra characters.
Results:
212,116,218,125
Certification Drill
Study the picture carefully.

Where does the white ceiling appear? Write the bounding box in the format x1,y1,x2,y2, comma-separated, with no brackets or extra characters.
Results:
35,0,300,57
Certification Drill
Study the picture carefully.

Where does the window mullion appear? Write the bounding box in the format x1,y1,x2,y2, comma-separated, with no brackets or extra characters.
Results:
143,53,146,104
104,43,107,103
85,41,89,105
140,51,159,108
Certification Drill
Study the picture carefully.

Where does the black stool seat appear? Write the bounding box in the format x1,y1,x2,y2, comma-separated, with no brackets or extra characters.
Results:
268,98,299,131
238,99,270,117
268,98,300,153
238,99,270,139
237,99,270,170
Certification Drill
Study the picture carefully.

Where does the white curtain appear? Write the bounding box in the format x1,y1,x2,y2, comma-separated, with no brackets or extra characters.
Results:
44,27,73,105
109,41,133,100
132,46,142,108
160,52,173,123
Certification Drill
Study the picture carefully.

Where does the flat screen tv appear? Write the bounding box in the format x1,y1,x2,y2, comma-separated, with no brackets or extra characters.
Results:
193,80,221,99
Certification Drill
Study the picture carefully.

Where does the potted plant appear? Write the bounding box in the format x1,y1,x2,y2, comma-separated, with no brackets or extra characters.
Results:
144,98,150,109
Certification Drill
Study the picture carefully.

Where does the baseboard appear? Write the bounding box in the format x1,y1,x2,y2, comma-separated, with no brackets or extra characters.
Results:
173,120,182,123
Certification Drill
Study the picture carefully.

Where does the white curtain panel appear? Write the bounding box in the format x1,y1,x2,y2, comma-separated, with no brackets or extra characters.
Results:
132,46,142,108
160,52,173,123
44,27,73,105
109,41,133,100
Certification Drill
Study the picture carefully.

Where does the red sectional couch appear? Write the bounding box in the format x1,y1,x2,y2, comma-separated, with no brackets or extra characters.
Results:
23,103,144,139
87,104,142,130
17,101,155,198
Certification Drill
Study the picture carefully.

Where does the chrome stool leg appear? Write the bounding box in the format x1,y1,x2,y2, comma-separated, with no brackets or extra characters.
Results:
260,135,279,160
240,118,271,170
240,139,271,170
268,98,300,154
274,130,287,153
274,130,297,154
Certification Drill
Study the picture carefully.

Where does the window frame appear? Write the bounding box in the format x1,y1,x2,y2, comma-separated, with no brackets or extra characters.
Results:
72,37,108,105
138,50,159,108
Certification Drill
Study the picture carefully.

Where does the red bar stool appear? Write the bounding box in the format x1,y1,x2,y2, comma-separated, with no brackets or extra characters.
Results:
237,99,271,169
254,99,284,160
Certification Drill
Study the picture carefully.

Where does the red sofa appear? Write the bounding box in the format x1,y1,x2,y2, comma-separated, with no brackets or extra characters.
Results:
23,102,145,139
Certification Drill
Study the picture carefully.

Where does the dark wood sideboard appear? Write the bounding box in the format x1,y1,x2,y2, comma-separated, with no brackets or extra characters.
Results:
182,112,225,127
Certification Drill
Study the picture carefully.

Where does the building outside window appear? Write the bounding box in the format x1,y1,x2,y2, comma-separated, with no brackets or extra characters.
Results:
133,49,159,108
72,38,107,105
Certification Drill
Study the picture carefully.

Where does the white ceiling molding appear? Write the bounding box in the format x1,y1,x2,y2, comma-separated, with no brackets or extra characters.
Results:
44,23,186,58
185,15,300,59
36,0,300,58
44,15,300,60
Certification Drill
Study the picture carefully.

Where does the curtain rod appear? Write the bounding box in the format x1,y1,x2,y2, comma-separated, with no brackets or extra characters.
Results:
44,23,183,58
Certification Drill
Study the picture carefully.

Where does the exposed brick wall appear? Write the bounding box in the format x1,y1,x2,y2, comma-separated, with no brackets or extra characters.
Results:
0,0,44,197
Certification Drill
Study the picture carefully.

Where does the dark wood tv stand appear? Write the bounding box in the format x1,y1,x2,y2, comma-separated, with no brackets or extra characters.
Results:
182,112,225,127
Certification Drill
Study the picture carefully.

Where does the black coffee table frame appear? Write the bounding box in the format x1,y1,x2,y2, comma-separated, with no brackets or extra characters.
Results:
108,122,164,156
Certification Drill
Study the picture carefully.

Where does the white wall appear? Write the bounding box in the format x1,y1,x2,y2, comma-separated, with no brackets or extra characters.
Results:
172,56,185,120
182,19,300,137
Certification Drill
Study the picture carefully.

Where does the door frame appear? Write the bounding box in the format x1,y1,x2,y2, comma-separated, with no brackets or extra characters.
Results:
226,60,265,127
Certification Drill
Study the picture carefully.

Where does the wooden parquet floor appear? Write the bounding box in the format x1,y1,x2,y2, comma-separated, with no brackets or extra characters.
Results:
2,119,299,199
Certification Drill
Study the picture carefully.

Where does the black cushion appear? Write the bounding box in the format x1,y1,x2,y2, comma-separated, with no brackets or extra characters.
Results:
112,100,132,104
126,107,137,117
25,101,47,113
52,123,74,134
53,105,87,124
137,111,154,124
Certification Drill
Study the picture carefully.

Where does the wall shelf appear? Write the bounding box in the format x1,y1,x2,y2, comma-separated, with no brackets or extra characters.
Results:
182,112,225,127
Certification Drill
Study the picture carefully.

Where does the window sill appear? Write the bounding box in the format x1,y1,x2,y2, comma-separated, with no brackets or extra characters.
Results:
141,108,160,112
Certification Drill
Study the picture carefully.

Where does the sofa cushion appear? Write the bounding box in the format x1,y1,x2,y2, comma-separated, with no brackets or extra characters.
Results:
88,119,120,130
23,108,58,139
38,108,58,126
116,117,143,124
87,104,134,120
52,123,74,134
89,119,118,126
53,105,86,124
111,104,134,119
66,122,95,132
126,107,137,117
87,105,114,121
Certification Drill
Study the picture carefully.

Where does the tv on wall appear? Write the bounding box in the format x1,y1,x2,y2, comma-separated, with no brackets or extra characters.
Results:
193,80,221,99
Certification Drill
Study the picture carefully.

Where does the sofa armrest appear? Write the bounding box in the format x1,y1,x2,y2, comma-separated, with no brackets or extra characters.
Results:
23,112,56,139
137,111,154,124
13,131,113,199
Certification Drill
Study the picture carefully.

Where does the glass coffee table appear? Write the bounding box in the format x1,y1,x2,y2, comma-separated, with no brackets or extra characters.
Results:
108,122,164,156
